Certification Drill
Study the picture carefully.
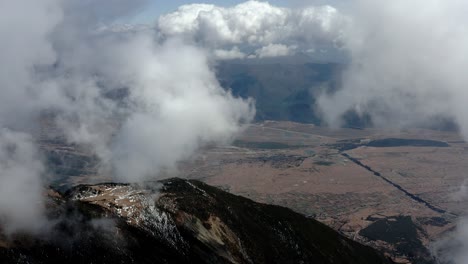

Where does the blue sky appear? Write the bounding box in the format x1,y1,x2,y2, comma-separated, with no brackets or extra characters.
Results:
132,0,291,23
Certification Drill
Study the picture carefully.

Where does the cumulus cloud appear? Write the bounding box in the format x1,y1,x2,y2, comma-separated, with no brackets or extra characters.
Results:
0,0,254,233
255,43,294,58
157,1,345,59
214,46,246,60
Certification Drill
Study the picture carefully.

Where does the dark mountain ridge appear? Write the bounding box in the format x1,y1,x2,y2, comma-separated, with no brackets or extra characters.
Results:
0,178,393,264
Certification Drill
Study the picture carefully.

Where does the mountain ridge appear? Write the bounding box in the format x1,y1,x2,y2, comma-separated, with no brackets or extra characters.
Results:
0,178,393,264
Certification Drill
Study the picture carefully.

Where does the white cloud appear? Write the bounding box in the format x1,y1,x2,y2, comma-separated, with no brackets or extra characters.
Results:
255,43,293,58
104,37,255,181
0,0,62,130
432,218,468,263
157,1,345,59
214,46,246,60
317,0,468,132
158,4,217,36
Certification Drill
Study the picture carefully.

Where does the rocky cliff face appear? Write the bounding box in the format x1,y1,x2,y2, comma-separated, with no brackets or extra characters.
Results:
0,178,393,264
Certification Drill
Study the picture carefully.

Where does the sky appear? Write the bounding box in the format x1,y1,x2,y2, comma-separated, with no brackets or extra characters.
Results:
134,0,279,23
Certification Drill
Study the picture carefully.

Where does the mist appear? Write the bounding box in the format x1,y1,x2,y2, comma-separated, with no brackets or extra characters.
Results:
318,0,468,133
0,130,46,234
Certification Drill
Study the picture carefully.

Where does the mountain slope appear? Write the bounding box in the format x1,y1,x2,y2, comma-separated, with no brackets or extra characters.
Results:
0,178,393,264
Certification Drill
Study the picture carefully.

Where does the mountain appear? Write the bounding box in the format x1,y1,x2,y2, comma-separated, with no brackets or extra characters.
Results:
0,178,393,264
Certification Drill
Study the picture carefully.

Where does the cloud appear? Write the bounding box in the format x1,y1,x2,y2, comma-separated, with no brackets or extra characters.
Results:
450,180,468,202
106,37,255,181
0,0,62,131
255,43,294,58
317,0,468,132
0,129,46,234
157,1,345,59
45,4,255,182
214,47,246,60
432,218,468,264
0,0,61,234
